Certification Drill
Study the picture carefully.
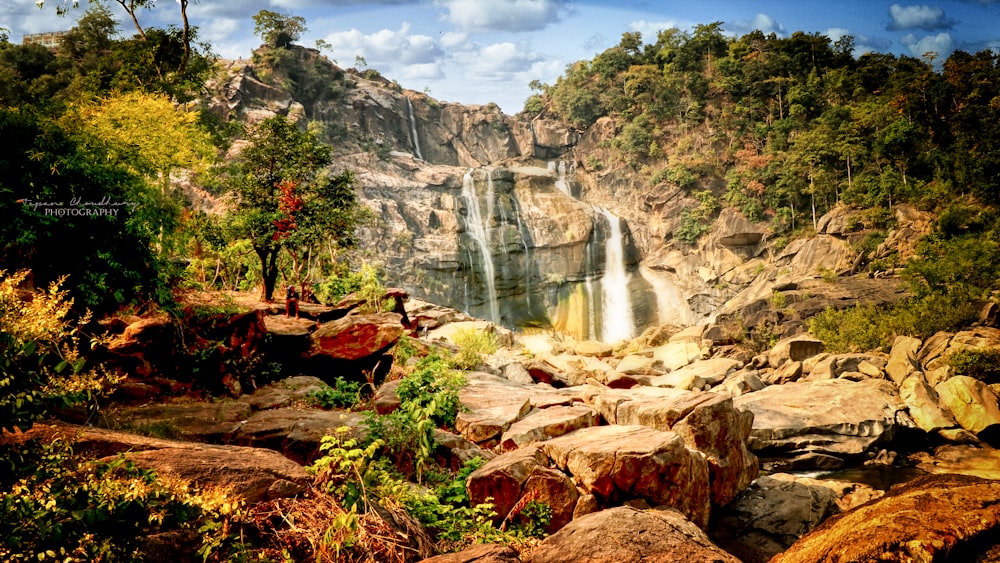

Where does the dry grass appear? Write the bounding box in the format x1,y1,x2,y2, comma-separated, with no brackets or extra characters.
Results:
243,487,435,562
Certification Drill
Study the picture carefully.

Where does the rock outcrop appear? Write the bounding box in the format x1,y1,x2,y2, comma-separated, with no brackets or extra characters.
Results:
772,474,1000,563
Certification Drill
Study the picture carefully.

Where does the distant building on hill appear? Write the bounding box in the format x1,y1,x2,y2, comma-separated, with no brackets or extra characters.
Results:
22,31,68,52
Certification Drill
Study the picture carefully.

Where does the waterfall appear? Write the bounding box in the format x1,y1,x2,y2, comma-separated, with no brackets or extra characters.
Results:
462,169,500,322
406,98,423,161
595,206,635,342
553,160,572,197
585,239,598,340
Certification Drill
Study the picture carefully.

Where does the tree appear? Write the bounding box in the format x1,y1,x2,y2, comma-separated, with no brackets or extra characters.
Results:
227,116,358,301
0,109,166,313
252,10,307,49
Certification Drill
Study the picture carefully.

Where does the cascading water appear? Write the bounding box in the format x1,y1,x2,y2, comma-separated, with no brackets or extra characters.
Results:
554,160,572,197
461,169,500,323
595,206,635,342
406,98,423,161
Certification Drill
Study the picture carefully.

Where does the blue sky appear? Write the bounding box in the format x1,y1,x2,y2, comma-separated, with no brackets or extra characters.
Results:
4,0,1000,114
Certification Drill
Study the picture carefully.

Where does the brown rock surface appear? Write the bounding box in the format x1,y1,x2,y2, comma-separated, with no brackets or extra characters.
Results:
308,312,404,361
525,506,740,563
541,425,711,528
771,474,1000,563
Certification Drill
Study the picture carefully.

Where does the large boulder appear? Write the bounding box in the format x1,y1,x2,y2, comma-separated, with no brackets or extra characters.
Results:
771,474,1000,563
734,379,910,459
671,393,758,506
711,473,848,563
541,425,711,528
500,405,599,451
898,372,958,433
935,375,1000,442
525,506,740,563
307,312,404,361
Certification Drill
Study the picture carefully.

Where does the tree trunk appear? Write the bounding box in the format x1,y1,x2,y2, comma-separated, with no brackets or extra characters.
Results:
178,0,191,73
257,247,280,302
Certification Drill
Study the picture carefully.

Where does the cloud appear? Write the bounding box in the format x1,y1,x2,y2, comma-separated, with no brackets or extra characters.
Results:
435,0,570,32
727,13,787,37
888,4,955,31
900,31,954,57
324,22,443,65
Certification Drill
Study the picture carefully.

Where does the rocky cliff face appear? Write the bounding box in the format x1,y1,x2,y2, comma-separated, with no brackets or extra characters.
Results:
203,47,922,340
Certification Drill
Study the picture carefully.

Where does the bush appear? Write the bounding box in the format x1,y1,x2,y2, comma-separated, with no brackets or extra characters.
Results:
449,328,499,370
807,290,980,353
948,348,1000,384
0,439,245,562
0,270,118,432
309,376,364,410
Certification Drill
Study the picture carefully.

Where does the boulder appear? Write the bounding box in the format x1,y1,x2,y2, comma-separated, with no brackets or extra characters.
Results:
433,429,496,471
614,354,660,375
541,425,711,528
715,370,766,397
455,381,533,443
308,312,404,361
502,361,535,385
466,445,549,525
418,544,520,563
935,375,1000,441
232,408,366,464
886,335,922,385
102,400,252,443
500,405,599,451
646,357,741,390
711,473,845,563
771,474,1000,563
570,340,613,358
734,379,909,458
898,372,957,433
671,393,758,506
768,335,825,369
651,340,703,372
243,376,327,411
519,465,579,533
119,443,310,503
525,507,740,563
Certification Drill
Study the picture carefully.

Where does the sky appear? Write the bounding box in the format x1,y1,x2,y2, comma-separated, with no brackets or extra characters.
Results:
4,0,1000,114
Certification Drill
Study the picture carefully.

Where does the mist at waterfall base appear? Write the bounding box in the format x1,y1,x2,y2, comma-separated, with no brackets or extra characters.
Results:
449,165,665,343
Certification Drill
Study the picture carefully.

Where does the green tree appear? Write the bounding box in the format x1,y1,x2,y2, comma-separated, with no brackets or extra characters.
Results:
227,116,358,301
252,9,307,49
0,109,166,313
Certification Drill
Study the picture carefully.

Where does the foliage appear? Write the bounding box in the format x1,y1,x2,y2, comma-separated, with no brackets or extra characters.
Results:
225,115,359,301
0,109,169,313
448,328,500,370
807,290,980,353
308,376,363,410
0,439,245,562
674,190,719,244
0,270,117,432
947,348,1000,384
363,355,464,482
252,10,307,49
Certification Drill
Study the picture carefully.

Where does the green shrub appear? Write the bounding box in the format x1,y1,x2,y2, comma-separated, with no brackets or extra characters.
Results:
948,348,1000,384
449,329,500,370
308,376,363,410
807,291,980,353
363,355,465,481
0,440,246,562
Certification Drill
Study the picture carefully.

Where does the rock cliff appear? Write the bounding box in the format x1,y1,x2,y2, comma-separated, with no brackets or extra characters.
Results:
202,47,922,341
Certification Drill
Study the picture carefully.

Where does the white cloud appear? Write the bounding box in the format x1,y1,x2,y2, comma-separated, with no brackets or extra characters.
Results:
900,31,954,57
888,4,954,30
439,30,469,49
435,0,570,32
324,22,443,66
451,40,544,80
728,13,787,37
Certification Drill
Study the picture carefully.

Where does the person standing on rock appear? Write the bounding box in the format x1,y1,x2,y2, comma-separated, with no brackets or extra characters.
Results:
285,285,299,318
